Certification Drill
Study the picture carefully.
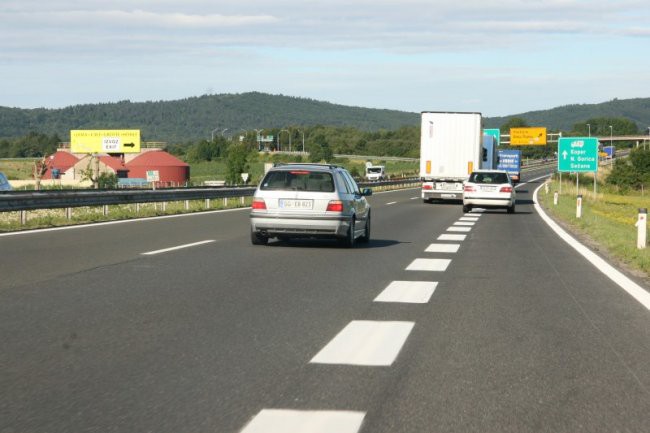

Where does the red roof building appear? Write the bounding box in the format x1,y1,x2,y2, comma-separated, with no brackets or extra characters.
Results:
98,155,129,178
126,151,190,186
44,151,79,179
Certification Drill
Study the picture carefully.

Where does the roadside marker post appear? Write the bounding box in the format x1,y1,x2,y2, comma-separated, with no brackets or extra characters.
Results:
576,194,583,218
637,208,647,249
554,191,558,206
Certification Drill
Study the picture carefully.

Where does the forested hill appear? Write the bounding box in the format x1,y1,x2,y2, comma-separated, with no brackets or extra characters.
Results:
484,97,650,131
1,93,649,142
0,92,419,143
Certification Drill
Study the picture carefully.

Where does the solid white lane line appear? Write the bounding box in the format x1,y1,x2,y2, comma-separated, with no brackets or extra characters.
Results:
386,201,397,205
453,221,475,226
447,226,472,232
533,184,650,311
240,409,365,433
425,243,460,253
0,208,247,238
374,281,438,303
310,320,415,366
141,240,216,255
438,234,466,241
406,258,451,271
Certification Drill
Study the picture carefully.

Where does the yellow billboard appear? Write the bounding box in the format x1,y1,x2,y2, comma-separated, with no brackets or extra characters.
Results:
509,127,547,146
71,130,141,153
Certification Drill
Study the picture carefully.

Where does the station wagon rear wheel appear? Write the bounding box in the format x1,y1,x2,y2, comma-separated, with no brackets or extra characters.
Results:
251,229,269,245
359,213,370,243
341,219,356,248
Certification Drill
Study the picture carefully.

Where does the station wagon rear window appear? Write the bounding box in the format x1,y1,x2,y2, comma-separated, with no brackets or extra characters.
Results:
261,170,335,192
469,172,509,184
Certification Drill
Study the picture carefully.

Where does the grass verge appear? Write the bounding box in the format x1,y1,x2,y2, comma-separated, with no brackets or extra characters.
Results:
536,178,649,280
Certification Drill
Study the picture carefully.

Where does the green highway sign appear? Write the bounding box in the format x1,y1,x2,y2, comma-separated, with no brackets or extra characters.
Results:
558,137,598,173
483,128,501,146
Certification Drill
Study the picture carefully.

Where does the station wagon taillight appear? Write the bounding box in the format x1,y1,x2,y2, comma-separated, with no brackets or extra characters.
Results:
326,200,344,212
463,185,476,192
500,186,513,193
251,198,267,210
422,184,433,190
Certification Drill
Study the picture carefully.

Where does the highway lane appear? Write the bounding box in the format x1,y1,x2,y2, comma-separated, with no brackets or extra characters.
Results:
2,178,649,433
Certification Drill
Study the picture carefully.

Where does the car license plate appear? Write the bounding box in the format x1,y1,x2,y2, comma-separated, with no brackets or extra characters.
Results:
481,186,496,192
279,199,313,210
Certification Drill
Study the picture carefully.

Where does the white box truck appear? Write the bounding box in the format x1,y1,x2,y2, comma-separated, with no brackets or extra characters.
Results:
420,111,497,203
365,164,385,181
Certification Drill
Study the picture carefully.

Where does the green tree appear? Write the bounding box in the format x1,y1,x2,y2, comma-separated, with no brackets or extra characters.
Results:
225,143,250,185
606,148,650,191
500,117,528,133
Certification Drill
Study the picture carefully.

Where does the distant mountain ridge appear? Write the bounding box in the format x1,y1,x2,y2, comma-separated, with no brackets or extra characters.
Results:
1,93,649,142
0,92,419,143
483,97,650,131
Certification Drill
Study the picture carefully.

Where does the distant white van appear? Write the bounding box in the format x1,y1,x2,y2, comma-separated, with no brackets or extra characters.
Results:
0,172,12,191
365,165,385,181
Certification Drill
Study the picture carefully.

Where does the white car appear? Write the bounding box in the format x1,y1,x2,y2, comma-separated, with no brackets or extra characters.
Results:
462,169,516,213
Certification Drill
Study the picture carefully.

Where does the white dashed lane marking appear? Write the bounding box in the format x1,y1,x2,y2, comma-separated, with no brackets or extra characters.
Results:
141,240,216,255
453,221,475,226
386,201,397,205
425,243,460,253
459,217,479,222
446,226,472,232
374,281,438,304
438,234,466,241
310,320,415,366
406,258,451,271
240,409,365,433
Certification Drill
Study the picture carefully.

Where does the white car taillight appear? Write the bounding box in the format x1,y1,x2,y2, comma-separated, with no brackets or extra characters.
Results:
326,200,343,212
251,198,267,210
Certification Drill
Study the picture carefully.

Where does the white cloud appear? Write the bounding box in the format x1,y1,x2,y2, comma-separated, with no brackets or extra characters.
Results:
0,0,648,112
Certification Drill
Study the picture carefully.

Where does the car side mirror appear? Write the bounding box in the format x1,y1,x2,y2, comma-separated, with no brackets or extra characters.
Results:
361,188,373,196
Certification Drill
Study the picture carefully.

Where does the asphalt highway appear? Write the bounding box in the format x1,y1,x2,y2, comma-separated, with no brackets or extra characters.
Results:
1,171,649,433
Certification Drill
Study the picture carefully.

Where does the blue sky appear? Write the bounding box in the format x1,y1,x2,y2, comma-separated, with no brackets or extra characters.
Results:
1,0,649,117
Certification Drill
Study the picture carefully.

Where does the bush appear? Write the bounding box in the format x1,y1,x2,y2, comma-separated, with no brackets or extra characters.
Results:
606,148,650,191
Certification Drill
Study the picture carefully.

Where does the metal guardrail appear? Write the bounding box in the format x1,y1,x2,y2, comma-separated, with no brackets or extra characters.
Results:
0,187,257,212
0,178,421,213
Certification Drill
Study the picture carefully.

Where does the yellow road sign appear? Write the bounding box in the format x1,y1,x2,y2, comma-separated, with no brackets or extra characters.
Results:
71,130,141,153
510,127,547,146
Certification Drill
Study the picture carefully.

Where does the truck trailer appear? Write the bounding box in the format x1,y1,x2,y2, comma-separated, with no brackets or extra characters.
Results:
496,148,522,183
420,112,497,202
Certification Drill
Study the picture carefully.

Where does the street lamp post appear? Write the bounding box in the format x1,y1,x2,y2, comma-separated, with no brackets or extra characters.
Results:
609,125,613,165
297,129,305,153
280,129,291,152
254,129,263,151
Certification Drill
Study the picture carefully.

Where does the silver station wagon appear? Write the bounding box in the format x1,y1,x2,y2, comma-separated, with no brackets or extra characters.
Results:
250,163,372,247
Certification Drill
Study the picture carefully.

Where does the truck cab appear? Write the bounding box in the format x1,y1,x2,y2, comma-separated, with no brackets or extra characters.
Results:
365,165,385,181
